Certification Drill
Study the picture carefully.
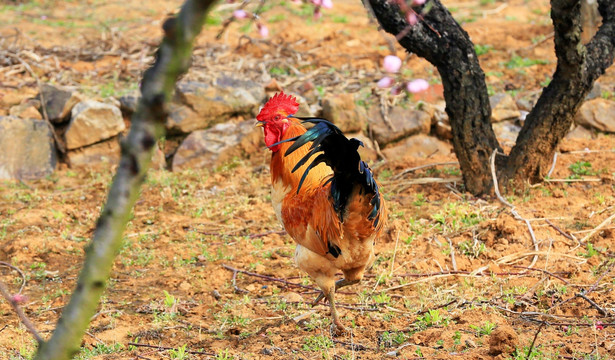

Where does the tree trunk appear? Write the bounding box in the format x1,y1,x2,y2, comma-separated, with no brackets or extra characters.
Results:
367,0,615,195
367,0,501,196
502,0,615,185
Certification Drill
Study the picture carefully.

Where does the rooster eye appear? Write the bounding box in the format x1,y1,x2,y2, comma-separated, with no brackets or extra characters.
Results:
274,115,281,121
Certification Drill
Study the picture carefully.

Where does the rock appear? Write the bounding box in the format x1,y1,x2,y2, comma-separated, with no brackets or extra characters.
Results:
369,106,431,146
586,82,603,100
173,76,265,130
9,100,42,120
291,93,314,117
0,116,57,180
515,90,541,112
172,120,262,171
382,134,451,161
492,120,521,144
281,292,303,303
574,98,615,132
435,121,452,140
321,93,368,132
37,84,84,124
566,125,594,140
118,91,141,115
66,138,121,167
166,103,207,134
65,100,125,150
488,325,519,356
490,93,520,122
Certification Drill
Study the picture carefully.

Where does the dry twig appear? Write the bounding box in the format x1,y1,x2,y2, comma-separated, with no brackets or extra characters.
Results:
222,264,318,291
0,281,43,344
490,150,539,269
0,261,27,294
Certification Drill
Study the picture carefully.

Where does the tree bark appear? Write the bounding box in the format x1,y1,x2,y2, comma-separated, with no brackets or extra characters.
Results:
502,0,615,185
366,0,501,196
33,1,218,359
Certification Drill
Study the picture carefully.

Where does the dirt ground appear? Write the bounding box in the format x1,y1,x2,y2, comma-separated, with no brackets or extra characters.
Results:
1,0,615,359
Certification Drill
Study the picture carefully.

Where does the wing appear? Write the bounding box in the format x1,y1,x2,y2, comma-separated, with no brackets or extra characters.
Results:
280,184,343,258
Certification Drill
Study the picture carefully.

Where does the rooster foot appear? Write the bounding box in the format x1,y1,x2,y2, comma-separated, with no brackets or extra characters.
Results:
331,321,347,336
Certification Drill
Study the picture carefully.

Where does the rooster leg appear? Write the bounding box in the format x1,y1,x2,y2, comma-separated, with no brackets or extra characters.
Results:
326,288,346,335
312,278,360,305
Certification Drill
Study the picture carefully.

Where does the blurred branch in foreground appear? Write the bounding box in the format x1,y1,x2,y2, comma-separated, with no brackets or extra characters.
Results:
32,0,219,359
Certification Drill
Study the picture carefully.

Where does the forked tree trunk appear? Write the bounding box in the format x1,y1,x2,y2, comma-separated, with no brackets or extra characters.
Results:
367,0,615,195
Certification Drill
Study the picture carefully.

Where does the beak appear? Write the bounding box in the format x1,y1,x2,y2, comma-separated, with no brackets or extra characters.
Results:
255,122,264,128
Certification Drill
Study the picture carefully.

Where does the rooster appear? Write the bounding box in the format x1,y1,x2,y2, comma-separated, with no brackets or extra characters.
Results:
256,92,386,333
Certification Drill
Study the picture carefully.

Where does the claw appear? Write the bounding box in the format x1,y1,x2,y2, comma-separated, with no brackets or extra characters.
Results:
331,320,347,336
312,292,325,306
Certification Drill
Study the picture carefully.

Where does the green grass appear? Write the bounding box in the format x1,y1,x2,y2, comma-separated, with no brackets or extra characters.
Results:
504,55,549,69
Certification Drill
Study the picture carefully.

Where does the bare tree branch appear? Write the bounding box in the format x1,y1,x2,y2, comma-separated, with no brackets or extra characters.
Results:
33,1,219,359
0,281,43,344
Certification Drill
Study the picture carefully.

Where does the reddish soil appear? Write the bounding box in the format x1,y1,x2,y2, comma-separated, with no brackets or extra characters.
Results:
1,0,615,359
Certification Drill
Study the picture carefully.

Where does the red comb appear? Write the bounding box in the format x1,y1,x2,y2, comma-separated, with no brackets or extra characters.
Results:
257,91,300,121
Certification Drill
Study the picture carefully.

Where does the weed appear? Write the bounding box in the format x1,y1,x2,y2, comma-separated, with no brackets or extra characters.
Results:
380,330,407,348
504,55,549,69
169,344,189,360
372,292,391,304
578,242,599,258
215,348,233,360
78,343,124,359
459,239,486,258
303,335,333,351
413,193,425,206
268,14,286,23
469,321,496,336
416,309,448,329
331,15,348,23
474,44,493,56
568,161,595,179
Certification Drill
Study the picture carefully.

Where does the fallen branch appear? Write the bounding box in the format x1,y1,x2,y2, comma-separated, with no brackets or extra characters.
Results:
580,212,615,244
510,265,570,284
490,150,539,269
127,342,216,356
545,219,578,245
222,264,318,291
391,161,458,180
577,292,608,316
526,322,544,360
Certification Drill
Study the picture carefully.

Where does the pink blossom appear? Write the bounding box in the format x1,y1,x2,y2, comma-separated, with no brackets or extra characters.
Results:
391,86,402,95
311,0,322,5
11,294,27,304
412,0,426,5
383,55,402,73
313,8,322,20
377,76,394,88
406,79,430,93
322,0,334,9
406,11,418,25
596,321,604,330
233,9,248,19
257,23,269,38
